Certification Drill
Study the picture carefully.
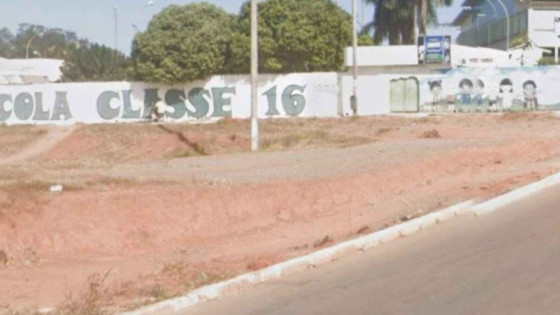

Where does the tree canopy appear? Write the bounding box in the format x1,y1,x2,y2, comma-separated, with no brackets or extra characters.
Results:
131,0,353,83
1,0,373,84
0,23,128,82
235,0,352,73
131,3,234,84
60,42,129,82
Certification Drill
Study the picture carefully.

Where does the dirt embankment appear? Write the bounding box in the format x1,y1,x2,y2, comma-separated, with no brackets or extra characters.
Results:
1,113,560,314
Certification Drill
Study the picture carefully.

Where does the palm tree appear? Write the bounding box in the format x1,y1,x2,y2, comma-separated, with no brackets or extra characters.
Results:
362,0,452,45
417,0,453,36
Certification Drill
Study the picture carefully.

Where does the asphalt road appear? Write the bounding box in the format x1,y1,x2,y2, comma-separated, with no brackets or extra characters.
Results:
186,185,560,315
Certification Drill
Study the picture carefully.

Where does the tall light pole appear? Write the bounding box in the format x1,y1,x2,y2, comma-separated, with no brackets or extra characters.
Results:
26,34,39,59
351,0,358,116
251,0,259,152
478,2,497,46
113,6,119,53
492,0,510,50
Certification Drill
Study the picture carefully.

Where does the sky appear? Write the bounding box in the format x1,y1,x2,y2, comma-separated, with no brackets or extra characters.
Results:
0,0,464,56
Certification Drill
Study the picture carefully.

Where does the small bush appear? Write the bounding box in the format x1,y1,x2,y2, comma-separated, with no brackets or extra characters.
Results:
421,129,441,139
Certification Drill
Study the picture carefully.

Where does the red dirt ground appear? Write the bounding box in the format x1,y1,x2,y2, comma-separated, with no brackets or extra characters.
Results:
1,113,560,314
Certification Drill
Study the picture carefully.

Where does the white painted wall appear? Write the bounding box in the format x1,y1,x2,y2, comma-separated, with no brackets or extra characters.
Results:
344,46,419,67
340,74,391,116
419,66,560,111
7,65,559,126
0,72,340,125
528,9,560,48
344,44,523,68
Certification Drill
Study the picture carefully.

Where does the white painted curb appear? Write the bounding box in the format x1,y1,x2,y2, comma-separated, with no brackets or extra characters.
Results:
472,172,560,216
122,200,475,315
122,171,560,315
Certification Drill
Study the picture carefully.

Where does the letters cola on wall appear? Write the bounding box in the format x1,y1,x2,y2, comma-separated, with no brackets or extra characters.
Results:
419,66,560,112
0,73,339,124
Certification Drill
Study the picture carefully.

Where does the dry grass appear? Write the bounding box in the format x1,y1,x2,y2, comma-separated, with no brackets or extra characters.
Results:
2,180,54,193
0,177,144,197
86,177,137,188
56,272,112,315
420,129,441,139
159,117,377,158
376,127,392,136
262,130,372,151
0,125,47,156
113,262,233,312
499,111,559,121
183,271,232,293
0,180,82,195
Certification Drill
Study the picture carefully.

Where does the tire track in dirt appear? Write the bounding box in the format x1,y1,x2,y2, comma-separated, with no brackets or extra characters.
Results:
0,125,75,165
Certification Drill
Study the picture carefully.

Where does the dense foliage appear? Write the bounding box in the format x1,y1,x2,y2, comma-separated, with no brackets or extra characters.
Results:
0,24,128,82
132,0,353,83
131,3,234,84
1,0,379,84
231,0,353,73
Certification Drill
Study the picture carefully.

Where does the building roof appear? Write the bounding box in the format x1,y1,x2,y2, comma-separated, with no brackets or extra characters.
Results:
454,0,560,25
0,57,64,84
452,10,472,26
344,44,535,68
452,0,485,26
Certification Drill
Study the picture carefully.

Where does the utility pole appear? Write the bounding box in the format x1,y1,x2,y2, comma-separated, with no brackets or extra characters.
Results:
113,7,119,54
251,0,259,151
26,35,38,59
351,0,358,116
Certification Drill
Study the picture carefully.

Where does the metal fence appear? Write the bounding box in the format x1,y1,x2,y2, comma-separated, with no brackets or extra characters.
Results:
457,10,528,48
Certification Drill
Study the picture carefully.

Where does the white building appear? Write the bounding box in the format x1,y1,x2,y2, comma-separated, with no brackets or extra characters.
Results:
453,0,560,57
0,57,64,84
344,44,539,71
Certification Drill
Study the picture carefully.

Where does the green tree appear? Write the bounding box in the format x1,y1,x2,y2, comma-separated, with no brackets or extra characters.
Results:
0,28,15,58
11,24,75,59
131,3,234,84
61,42,129,82
2,23,128,82
358,33,375,46
232,0,352,73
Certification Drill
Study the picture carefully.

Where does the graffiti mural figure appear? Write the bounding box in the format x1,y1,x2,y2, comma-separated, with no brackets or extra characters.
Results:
523,80,538,111
473,79,488,112
498,79,514,111
456,79,473,112
428,80,442,112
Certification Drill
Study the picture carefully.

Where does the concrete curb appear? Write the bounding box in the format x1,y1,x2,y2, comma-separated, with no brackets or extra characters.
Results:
119,172,560,315
472,172,560,216
123,200,475,315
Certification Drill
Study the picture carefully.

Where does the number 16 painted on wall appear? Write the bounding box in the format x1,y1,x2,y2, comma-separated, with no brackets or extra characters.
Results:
263,85,307,116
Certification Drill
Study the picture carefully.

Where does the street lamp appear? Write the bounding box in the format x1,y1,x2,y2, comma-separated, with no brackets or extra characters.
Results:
131,1,156,34
491,0,510,50
250,0,259,151
351,0,358,116
26,32,43,59
475,13,489,46
476,3,497,47
113,6,119,53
